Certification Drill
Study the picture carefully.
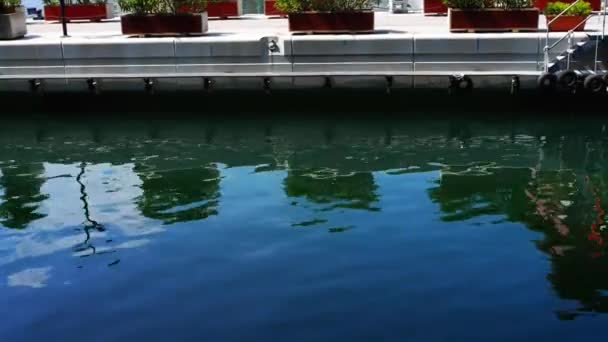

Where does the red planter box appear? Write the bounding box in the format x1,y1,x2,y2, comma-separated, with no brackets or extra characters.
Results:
265,1,286,17
535,0,600,11
121,13,208,35
207,1,240,18
546,15,587,31
448,8,539,32
44,4,111,22
424,0,448,15
288,12,374,33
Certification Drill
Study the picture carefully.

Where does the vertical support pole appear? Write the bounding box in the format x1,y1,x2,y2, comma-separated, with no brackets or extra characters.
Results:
595,34,600,72
603,0,607,40
59,0,68,37
544,46,550,73
567,32,572,70
544,28,550,72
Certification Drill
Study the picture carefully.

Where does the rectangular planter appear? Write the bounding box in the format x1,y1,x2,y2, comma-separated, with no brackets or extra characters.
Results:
0,8,27,40
207,1,240,18
546,15,587,32
288,12,375,33
448,8,539,32
44,4,112,22
265,1,286,17
535,0,600,11
424,0,448,15
121,13,209,35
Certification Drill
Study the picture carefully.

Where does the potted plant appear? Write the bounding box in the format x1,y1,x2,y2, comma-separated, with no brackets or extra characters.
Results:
0,0,26,39
120,0,209,35
43,0,113,22
534,0,599,12
276,0,375,33
206,0,241,18
445,0,540,32
545,1,592,32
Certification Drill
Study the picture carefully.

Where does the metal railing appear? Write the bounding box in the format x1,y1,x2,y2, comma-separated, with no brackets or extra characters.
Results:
543,0,608,73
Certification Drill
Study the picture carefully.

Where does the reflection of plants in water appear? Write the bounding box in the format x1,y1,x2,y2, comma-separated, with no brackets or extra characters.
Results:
135,163,221,224
284,168,379,211
0,163,48,229
544,172,608,319
429,158,608,319
585,175,606,252
73,162,106,257
428,163,532,223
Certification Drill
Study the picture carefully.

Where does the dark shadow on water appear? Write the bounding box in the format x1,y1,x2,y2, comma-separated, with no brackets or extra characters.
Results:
1,90,605,118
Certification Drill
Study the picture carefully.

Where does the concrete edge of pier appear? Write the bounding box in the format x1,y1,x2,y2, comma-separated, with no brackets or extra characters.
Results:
0,31,590,92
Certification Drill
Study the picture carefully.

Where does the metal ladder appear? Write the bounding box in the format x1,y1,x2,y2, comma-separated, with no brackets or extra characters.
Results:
543,0,607,74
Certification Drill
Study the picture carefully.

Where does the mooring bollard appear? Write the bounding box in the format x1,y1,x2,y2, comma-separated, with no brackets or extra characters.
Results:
386,76,394,94
144,78,154,94
510,76,520,95
86,78,98,94
29,79,41,94
263,77,271,94
204,78,213,93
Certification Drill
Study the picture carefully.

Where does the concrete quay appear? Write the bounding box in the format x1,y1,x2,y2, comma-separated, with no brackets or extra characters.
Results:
0,13,601,93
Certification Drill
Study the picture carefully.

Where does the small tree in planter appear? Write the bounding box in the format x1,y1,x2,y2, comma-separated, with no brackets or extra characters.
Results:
545,1,592,32
119,0,209,35
0,0,26,39
43,0,113,22
445,0,540,32
276,0,376,33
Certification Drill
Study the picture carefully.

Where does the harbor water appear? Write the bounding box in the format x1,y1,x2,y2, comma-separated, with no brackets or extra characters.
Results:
2,112,608,341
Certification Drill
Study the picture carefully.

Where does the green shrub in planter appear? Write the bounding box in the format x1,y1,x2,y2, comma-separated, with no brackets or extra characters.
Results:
444,0,534,8
275,0,375,13
0,0,21,14
118,0,208,14
545,1,592,15
43,0,107,4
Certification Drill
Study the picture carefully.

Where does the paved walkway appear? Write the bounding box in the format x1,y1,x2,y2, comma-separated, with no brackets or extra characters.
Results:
23,12,607,39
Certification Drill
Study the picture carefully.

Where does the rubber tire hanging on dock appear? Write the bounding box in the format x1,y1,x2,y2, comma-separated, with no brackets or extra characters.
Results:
583,74,605,94
556,70,577,89
537,73,557,91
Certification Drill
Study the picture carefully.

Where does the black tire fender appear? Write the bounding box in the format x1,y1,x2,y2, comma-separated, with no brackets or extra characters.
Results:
556,70,578,88
583,74,605,94
537,72,557,90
